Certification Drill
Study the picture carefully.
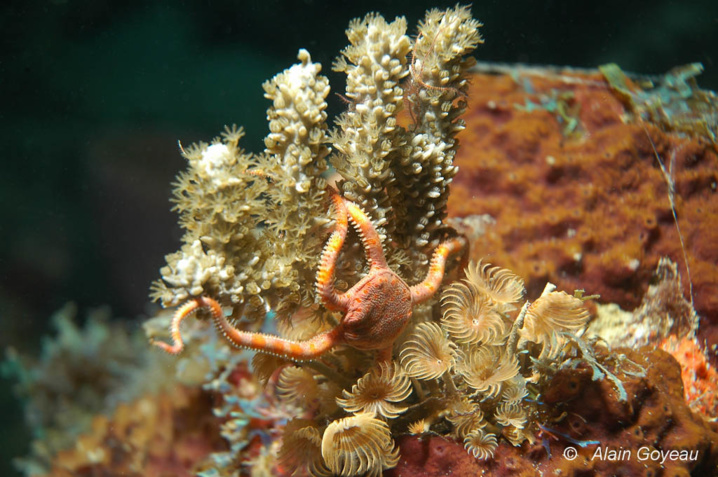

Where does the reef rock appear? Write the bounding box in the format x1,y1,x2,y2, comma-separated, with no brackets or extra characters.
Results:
390,348,718,476
448,66,718,351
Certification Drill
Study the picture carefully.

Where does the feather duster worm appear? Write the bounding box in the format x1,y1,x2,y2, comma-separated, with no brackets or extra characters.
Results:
464,428,498,460
336,362,411,419
494,401,528,429
521,290,590,358
465,261,525,310
441,281,507,345
277,419,331,476
276,366,319,408
447,396,488,438
501,376,529,404
321,412,399,476
399,322,456,380
457,346,520,398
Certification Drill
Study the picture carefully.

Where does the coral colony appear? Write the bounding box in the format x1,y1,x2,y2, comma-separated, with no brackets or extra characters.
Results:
7,4,718,477
150,6,484,474
145,5,614,475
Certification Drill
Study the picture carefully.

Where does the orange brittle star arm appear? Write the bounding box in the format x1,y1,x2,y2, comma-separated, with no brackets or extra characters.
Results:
343,200,389,270
410,236,466,304
151,296,345,360
315,187,351,311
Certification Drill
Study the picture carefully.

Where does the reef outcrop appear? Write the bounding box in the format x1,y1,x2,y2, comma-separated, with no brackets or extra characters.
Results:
448,65,718,350
389,348,718,476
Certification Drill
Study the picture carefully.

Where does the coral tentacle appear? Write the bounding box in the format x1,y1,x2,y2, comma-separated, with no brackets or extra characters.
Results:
410,237,466,304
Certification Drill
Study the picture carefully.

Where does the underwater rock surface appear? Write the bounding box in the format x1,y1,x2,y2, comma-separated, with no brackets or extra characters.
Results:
449,65,718,353
42,387,224,477
389,348,718,476
33,347,717,476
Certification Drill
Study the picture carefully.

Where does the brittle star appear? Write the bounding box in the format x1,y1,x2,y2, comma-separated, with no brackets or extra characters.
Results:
152,188,465,362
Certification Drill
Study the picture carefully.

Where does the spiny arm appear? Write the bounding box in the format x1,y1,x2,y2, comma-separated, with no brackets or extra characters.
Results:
410,236,466,304
150,297,217,354
316,188,351,311
344,200,388,270
152,296,345,361
211,306,344,361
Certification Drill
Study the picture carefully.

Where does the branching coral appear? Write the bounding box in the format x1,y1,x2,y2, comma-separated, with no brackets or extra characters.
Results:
330,6,482,278
149,6,478,368
151,51,331,321
329,13,411,243
143,6,482,476
394,7,483,268
151,4,481,329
